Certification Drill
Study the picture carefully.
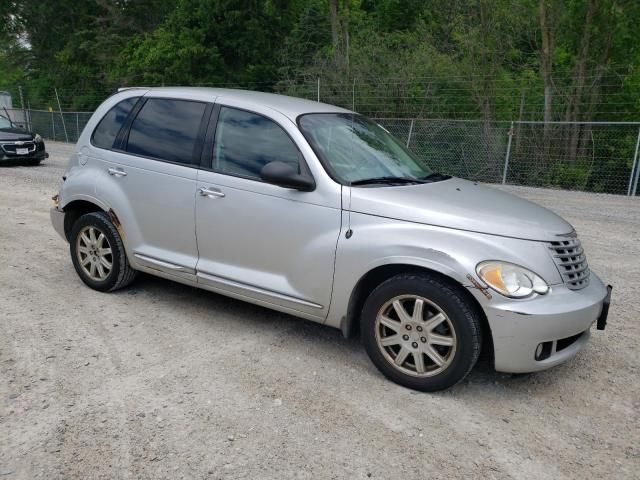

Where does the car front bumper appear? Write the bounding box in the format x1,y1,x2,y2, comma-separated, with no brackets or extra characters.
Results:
0,140,48,162
0,150,49,162
484,272,609,373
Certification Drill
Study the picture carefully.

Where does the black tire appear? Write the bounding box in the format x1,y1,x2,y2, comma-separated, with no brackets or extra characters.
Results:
69,211,137,292
29,159,42,166
360,273,482,392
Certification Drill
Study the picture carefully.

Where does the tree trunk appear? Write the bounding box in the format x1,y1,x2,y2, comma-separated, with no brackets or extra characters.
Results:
329,0,339,60
539,0,553,147
329,0,349,72
342,0,349,75
514,88,525,157
579,27,612,158
476,0,500,180
566,0,597,162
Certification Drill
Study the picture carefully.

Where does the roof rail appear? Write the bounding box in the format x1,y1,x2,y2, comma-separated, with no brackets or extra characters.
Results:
117,87,151,92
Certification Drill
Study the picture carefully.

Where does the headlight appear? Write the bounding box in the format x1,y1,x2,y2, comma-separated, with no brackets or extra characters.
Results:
476,261,549,298
34,134,43,143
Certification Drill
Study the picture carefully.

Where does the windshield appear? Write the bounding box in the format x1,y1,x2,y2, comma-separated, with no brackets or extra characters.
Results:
298,113,433,184
0,116,12,128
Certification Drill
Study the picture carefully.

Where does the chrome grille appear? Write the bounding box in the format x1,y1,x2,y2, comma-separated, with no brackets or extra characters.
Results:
1,141,36,154
548,237,590,290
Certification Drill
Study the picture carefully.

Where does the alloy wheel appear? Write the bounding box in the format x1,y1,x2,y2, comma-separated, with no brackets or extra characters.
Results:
76,226,113,282
375,295,457,377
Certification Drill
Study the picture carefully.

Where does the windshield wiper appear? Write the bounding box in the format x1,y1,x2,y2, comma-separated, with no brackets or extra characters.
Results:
420,172,451,182
350,176,426,186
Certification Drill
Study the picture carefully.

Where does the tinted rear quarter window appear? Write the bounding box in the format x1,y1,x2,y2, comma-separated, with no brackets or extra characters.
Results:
213,106,300,179
126,98,207,165
91,97,139,149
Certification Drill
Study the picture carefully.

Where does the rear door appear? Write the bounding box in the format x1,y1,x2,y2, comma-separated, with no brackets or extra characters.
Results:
93,95,211,279
194,101,341,319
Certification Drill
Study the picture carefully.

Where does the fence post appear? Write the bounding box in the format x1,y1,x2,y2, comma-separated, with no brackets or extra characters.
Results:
317,78,320,103
351,78,356,111
51,110,55,140
55,88,69,143
18,86,26,128
76,113,80,141
502,121,514,185
406,119,415,148
627,126,640,196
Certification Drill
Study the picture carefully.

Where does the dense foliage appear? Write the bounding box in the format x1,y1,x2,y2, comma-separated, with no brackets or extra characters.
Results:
1,0,638,119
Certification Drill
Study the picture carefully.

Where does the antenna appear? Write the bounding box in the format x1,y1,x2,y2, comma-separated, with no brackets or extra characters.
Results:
351,78,356,111
345,178,353,239
345,108,355,239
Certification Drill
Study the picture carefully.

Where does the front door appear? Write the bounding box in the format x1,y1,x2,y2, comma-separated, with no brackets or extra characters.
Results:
195,103,341,319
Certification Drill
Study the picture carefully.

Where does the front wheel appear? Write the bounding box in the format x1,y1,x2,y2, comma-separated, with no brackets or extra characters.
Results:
360,273,482,392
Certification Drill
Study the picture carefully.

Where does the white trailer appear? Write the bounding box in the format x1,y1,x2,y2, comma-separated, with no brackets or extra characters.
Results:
0,91,12,110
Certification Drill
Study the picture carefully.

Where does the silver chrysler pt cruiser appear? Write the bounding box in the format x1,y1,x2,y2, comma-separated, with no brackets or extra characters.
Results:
50,88,611,391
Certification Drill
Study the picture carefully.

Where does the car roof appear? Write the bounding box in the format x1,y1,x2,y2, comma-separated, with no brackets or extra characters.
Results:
129,87,352,121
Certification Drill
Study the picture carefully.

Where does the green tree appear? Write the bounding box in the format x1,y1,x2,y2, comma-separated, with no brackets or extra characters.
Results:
120,0,303,87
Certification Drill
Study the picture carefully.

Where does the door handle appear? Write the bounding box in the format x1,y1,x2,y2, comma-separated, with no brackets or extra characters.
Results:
108,167,127,177
199,187,225,198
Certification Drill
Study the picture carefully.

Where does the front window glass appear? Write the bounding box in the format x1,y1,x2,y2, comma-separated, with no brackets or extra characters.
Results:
0,116,12,128
298,113,433,184
213,106,300,179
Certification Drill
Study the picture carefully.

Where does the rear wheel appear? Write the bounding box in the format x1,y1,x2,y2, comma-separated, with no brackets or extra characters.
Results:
361,273,482,392
69,211,137,292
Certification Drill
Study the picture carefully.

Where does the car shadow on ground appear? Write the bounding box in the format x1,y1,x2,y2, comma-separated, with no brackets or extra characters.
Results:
0,159,44,167
116,272,572,396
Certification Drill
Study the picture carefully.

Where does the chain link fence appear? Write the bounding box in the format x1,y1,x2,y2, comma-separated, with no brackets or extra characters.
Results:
375,119,512,185
3,106,639,196
2,108,92,143
375,118,640,195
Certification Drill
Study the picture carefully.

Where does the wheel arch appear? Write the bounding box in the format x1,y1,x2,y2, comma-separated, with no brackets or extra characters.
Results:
62,199,105,241
341,263,493,360
61,197,125,244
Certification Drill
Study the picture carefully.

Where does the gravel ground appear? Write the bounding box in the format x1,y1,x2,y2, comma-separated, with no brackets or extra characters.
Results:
1,142,638,479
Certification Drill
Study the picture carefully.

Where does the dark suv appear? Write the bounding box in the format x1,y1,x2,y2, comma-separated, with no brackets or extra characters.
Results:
0,115,48,165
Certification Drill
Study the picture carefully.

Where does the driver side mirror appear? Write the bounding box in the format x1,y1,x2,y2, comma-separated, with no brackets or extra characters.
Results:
260,161,315,192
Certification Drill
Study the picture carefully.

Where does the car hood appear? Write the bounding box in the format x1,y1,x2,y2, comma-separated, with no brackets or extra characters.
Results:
348,178,574,241
0,127,34,141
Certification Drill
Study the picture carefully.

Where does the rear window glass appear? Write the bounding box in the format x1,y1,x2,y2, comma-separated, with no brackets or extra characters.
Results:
91,97,138,149
126,98,206,165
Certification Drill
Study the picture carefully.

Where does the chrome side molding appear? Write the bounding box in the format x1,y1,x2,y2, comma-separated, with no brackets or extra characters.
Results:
133,253,194,274
197,270,323,309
